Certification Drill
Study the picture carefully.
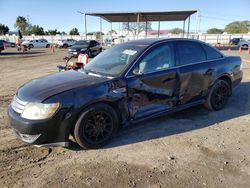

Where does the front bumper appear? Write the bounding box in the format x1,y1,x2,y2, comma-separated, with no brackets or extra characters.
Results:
8,106,70,147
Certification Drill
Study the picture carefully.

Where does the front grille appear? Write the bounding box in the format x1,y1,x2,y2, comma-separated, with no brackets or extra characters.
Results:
11,95,28,114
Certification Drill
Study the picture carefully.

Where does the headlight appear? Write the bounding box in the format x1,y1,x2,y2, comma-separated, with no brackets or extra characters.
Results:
21,102,60,120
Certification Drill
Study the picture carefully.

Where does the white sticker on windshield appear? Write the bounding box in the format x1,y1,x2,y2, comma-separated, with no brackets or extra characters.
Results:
122,49,137,56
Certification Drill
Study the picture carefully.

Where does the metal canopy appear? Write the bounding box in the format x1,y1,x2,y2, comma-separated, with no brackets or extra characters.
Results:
86,10,197,22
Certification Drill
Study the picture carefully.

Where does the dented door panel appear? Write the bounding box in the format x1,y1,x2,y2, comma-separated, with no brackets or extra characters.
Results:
127,69,179,119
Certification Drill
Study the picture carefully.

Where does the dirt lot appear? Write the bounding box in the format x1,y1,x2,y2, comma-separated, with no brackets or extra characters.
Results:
0,48,250,188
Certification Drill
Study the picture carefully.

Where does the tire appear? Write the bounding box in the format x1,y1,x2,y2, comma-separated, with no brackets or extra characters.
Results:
46,44,50,48
74,103,119,149
63,44,68,48
28,44,34,48
204,80,230,111
242,44,248,48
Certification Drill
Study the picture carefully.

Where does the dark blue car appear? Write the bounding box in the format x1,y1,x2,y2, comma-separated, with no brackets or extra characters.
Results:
8,38,243,149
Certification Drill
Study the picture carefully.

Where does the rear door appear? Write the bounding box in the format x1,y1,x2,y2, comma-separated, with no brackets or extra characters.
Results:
174,41,215,104
126,42,179,119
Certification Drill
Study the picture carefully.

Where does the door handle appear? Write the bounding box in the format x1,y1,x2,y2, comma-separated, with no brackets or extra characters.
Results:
204,68,214,76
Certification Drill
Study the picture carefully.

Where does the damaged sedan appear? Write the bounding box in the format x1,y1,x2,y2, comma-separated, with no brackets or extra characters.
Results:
8,38,243,149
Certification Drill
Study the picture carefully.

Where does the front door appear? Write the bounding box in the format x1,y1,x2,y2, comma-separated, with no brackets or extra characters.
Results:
126,42,179,120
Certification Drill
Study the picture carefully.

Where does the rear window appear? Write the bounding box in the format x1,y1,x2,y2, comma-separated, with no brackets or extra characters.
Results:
176,41,206,65
202,44,223,60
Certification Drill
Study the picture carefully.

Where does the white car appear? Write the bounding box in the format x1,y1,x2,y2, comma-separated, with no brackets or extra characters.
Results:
238,39,250,48
22,39,50,48
57,39,76,48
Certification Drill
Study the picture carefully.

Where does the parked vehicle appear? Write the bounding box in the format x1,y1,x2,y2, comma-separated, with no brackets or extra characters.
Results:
22,39,50,48
0,40,16,47
238,39,250,48
0,41,4,53
68,40,102,57
8,38,243,149
57,39,76,48
229,38,242,45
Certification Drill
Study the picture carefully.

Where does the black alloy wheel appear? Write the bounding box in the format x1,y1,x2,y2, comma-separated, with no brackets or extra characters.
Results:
74,103,119,149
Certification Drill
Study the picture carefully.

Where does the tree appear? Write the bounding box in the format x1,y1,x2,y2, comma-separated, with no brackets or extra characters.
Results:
61,31,67,35
122,22,152,36
15,16,32,35
224,20,250,34
0,24,9,35
207,28,224,34
45,29,61,35
170,28,183,34
69,28,79,35
107,30,117,35
30,25,45,35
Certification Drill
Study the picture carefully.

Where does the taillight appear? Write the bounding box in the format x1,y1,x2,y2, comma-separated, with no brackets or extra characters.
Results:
76,62,83,67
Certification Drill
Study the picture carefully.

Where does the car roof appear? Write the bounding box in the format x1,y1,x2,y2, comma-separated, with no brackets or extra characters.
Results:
123,38,207,47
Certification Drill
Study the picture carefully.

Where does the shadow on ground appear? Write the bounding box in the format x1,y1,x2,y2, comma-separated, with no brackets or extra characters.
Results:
0,50,46,56
68,82,250,150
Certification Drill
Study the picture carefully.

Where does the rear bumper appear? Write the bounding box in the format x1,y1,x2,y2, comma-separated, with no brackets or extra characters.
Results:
8,106,71,147
232,70,243,88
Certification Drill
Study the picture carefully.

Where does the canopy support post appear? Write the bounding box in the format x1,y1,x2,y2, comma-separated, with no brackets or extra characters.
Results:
110,22,113,41
182,19,186,38
187,16,190,38
137,13,140,39
145,21,148,38
100,17,102,43
84,14,87,39
158,18,160,38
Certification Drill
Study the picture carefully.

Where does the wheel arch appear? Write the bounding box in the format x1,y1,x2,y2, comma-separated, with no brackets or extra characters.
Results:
69,100,123,137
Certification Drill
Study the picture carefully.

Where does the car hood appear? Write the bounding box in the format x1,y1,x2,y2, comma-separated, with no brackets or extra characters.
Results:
17,70,109,103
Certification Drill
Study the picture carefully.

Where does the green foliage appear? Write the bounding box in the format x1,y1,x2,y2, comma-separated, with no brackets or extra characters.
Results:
15,16,32,35
122,22,152,36
224,20,250,34
207,28,224,34
69,28,79,35
170,28,183,34
0,24,9,35
30,25,45,35
45,29,61,35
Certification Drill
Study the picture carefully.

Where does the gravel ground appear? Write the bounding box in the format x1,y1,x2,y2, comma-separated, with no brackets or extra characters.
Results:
0,48,250,188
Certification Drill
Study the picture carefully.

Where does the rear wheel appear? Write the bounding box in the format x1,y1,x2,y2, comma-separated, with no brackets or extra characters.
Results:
74,103,119,149
46,44,50,48
28,44,34,48
205,80,230,111
63,44,68,48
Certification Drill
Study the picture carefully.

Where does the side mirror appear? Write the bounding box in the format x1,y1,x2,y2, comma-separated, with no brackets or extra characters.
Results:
133,66,143,76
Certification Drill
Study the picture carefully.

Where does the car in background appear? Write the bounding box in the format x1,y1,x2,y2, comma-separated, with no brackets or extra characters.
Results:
8,38,243,149
0,40,16,47
57,39,76,48
22,39,50,48
229,38,242,45
238,39,250,48
68,40,102,57
0,41,4,53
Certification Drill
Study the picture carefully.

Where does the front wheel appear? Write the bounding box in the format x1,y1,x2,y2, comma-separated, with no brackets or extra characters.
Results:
205,80,230,111
74,103,119,149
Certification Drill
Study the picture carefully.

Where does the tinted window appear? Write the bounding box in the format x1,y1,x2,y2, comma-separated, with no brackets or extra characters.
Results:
176,41,206,65
202,44,223,60
138,43,175,74
75,40,89,45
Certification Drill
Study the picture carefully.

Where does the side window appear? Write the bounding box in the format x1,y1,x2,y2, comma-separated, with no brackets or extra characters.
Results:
202,44,223,60
176,41,206,65
138,43,175,74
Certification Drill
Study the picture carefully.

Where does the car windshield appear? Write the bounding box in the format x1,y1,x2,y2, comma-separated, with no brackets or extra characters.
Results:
84,44,147,77
74,40,89,46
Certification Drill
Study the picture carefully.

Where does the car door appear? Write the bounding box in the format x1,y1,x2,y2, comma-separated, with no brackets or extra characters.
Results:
126,42,180,119
174,41,215,104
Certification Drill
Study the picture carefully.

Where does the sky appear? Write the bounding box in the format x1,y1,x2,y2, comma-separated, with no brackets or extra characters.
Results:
0,0,249,34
